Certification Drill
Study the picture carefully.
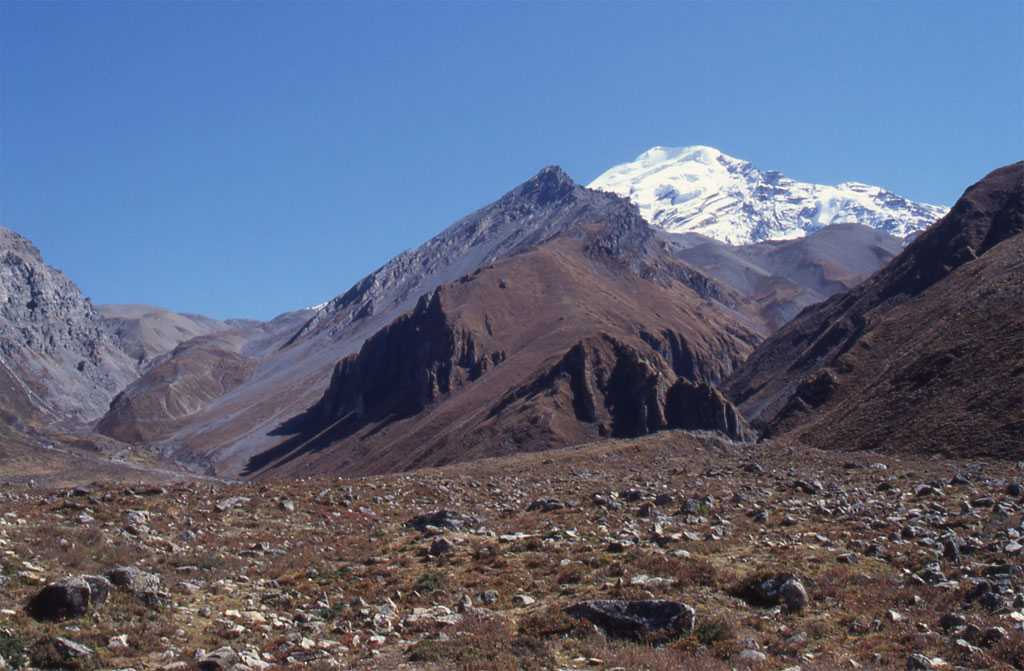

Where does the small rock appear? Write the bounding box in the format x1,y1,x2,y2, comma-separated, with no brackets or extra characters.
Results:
429,537,454,556
527,498,566,512
512,594,535,607
107,634,129,650
49,637,94,662
736,649,768,664
939,613,966,632
906,653,945,670
215,496,250,512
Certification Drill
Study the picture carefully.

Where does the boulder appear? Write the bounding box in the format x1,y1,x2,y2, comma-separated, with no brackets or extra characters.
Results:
405,510,480,532
107,566,160,593
565,599,696,640
428,537,454,556
27,575,111,621
107,566,166,607
198,646,240,671
738,574,809,612
526,498,566,512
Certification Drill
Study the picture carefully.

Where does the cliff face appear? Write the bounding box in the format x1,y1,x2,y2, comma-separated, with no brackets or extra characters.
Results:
0,227,137,424
492,334,753,442
313,290,506,427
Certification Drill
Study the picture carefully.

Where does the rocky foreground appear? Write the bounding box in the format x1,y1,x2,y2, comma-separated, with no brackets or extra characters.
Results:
0,432,1021,670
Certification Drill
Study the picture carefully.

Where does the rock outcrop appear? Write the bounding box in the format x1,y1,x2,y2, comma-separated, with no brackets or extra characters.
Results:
312,290,505,427
494,334,752,442
0,227,137,424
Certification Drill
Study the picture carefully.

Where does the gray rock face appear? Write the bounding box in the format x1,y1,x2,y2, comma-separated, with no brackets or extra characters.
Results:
0,227,137,422
565,599,696,640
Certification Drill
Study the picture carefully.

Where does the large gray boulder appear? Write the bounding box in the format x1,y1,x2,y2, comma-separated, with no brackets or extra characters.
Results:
565,599,696,640
106,566,166,607
26,575,111,621
405,510,481,532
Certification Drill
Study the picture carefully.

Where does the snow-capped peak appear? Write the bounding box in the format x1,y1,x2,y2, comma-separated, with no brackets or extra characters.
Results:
589,145,948,245
635,145,724,165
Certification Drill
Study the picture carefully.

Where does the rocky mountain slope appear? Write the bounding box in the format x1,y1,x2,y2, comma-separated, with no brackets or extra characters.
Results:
667,223,904,329
95,310,313,448
96,304,239,366
590,146,948,244
727,161,1024,458
98,167,764,478
244,224,759,478
0,227,138,426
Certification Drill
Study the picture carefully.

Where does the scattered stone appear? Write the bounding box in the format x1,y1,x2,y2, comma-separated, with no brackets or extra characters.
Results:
215,496,250,512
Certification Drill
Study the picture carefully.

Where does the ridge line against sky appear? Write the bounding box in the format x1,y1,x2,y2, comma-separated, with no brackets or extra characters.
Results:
2,1,1022,320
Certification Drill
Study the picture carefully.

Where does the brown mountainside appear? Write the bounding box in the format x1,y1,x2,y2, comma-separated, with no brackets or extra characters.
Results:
727,162,1024,458
98,167,764,478
245,220,760,478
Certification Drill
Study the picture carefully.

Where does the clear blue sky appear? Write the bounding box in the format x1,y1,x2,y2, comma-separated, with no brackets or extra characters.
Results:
2,1,1021,320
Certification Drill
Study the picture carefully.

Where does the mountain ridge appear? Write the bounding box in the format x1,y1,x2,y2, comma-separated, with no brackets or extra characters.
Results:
726,161,1024,458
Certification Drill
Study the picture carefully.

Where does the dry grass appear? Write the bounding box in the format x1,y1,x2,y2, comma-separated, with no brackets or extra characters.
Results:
0,435,1020,669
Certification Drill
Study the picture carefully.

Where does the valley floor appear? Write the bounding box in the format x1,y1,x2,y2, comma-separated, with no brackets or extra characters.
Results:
0,431,1022,670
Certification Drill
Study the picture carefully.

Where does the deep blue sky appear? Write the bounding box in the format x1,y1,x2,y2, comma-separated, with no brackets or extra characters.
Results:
2,2,1021,319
